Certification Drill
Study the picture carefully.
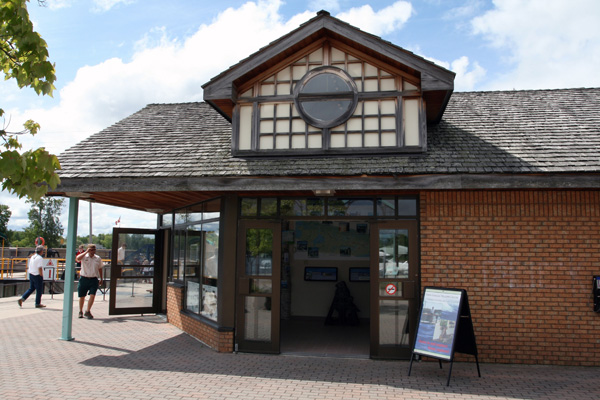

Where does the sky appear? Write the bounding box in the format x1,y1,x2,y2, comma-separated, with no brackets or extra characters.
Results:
1,0,600,236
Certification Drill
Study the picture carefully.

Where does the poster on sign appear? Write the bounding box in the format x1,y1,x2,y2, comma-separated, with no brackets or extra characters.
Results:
42,259,58,281
413,287,462,360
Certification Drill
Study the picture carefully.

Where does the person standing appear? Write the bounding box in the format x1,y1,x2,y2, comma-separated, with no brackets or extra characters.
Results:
76,244,103,319
117,243,127,264
17,245,46,308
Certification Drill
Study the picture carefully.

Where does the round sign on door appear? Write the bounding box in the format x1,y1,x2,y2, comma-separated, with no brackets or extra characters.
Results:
380,282,402,297
386,283,397,295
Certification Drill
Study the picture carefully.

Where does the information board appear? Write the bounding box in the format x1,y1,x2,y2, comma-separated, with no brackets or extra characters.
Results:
413,287,462,360
408,286,480,386
304,267,338,281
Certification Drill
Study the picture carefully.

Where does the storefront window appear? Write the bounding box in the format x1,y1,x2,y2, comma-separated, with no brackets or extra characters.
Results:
171,198,221,322
201,221,219,320
161,213,173,227
280,198,325,217
398,198,417,216
376,198,395,216
243,196,416,219
327,198,374,216
259,198,278,217
185,224,202,314
172,229,185,281
241,198,258,217
175,212,188,225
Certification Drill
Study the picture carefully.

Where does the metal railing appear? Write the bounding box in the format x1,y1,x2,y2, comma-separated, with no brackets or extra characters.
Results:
1,258,111,280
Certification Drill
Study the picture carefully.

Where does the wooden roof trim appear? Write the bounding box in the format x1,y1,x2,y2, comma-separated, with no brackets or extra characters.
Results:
236,37,328,95
49,173,600,198
326,38,421,85
203,11,453,99
236,37,422,96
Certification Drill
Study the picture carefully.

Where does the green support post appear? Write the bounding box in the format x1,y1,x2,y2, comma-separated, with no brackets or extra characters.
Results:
60,197,79,341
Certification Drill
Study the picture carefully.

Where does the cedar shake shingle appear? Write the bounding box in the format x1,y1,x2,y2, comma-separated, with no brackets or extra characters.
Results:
57,88,600,179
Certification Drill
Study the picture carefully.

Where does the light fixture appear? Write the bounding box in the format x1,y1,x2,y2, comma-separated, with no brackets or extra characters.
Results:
313,189,336,196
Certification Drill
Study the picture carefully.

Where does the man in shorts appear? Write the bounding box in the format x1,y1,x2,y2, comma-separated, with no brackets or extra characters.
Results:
76,244,103,319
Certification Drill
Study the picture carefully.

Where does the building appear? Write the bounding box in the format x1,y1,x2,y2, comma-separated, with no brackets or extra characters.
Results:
50,11,600,366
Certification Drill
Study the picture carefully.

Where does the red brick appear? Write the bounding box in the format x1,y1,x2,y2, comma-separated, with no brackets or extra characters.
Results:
420,189,600,366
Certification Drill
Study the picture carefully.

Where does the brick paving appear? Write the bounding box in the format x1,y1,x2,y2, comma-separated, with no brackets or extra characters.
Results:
0,293,598,400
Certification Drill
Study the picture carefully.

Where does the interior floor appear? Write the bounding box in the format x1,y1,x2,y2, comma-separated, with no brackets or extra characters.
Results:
280,317,370,358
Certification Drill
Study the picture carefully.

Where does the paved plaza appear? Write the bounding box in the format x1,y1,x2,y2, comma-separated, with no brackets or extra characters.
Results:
0,292,598,400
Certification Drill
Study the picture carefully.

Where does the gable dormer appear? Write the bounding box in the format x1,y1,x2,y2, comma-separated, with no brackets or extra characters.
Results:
202,11,455,157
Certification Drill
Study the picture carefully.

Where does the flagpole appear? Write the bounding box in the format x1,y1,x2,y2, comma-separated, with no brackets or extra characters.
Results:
88,201,92,244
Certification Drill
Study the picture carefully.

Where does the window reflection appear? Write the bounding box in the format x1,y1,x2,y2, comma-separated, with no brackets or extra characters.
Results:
244,296,272,341
328,198,374,216
379,229,409,279
245,229,273,276
379,300,410,347
170,198,221,322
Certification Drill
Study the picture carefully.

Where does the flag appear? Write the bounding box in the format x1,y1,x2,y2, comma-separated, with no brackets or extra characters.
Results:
115,216,121,225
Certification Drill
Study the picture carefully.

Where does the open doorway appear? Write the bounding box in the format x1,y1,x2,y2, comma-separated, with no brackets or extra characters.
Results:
280,220,371,358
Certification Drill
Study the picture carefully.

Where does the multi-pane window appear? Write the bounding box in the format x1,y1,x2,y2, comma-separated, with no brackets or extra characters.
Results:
169,199,221,321
236,44,423,155
241,196,417,219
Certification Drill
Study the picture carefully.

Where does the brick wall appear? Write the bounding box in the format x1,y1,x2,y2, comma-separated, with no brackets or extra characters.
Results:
420,190,600,366
166,284,234,353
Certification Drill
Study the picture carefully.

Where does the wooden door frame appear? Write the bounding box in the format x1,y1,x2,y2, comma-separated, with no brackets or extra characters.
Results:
109,228,163,315
235,220,281,353
369,220,419,359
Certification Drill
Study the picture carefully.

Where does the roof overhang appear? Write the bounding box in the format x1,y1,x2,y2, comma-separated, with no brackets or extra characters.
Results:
48,173,600,213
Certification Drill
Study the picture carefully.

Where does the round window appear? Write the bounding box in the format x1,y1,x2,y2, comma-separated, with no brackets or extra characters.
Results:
293,66,358,129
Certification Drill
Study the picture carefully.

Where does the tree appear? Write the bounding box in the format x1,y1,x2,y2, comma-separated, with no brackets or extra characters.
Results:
0,203,10,235
7,228,27,246
1,0,60,201
76,233,112,249
24,197,64,247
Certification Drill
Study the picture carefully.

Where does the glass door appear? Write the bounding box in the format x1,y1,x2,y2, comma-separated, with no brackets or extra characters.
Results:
370,220,418,359
109,228,163,315
236,220,281,353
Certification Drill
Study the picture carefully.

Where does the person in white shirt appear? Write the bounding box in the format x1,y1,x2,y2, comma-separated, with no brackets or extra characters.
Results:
18,245,46,308
76,244,104,319
117,243,127,264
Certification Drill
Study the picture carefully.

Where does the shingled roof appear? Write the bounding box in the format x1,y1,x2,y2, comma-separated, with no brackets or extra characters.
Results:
57,87,600,179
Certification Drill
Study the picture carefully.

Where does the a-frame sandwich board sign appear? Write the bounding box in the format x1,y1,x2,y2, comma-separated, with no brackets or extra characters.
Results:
408,287,481,386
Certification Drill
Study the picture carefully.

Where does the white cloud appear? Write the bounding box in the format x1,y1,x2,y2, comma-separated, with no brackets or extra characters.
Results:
449,56,486,91
92,0,135,13
471,0,600,90
47,0,76,10
0,189,156,237
9,0,309,156
0,191,31,232
335,1,413,36
444,0,484,20
10,0,419,156
414,49,486,92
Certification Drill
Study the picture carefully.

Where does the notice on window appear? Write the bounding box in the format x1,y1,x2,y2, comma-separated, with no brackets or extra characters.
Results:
413,287,462,360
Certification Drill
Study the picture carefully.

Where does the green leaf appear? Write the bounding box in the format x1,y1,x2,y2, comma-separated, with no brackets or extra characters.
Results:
1,0,60,201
